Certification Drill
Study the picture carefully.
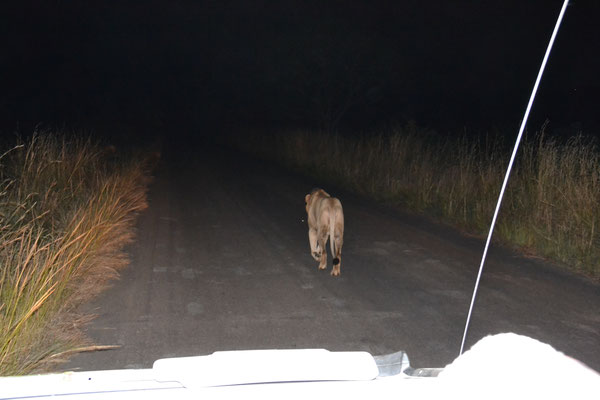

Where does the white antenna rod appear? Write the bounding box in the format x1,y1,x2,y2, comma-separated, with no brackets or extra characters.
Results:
459,0,570,356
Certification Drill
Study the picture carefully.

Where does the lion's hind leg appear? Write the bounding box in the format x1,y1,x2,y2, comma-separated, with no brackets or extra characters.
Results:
317,228,328,270
308,228,320,261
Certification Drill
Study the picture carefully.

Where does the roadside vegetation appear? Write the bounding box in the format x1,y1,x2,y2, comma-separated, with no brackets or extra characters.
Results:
229,123,599,279
0,132,152,375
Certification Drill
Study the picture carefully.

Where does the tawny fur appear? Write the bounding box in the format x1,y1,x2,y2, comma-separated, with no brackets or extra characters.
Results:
304,188,344,276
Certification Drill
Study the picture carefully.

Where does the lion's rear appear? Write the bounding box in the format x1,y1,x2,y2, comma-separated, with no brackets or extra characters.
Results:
305,188,344,277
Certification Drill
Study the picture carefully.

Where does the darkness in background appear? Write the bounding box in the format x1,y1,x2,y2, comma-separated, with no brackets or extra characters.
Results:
0,0,598,140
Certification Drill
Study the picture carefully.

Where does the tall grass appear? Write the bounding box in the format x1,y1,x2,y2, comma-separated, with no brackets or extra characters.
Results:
0,133,151,375
229,124,599,278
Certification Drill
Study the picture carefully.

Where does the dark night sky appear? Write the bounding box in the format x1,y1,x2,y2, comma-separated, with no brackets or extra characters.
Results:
1,0,598,137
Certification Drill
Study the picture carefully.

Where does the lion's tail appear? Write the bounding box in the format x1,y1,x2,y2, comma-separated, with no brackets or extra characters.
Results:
329,201,343,266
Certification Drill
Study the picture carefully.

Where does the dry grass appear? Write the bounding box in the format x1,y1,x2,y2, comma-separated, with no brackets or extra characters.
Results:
503,134,600,273
0,133,151,375
229,124,599,278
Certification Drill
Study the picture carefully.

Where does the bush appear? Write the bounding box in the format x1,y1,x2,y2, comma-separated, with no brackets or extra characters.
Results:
0,133,150,375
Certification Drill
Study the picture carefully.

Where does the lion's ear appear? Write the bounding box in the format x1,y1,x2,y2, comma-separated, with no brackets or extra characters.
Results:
304,194,311,204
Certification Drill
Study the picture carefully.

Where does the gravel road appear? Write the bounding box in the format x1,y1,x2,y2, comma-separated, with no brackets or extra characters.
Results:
64,140,600,372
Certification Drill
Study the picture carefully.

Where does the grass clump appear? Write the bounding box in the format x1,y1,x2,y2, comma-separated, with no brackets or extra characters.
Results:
0,133,151,375
229,124,600,278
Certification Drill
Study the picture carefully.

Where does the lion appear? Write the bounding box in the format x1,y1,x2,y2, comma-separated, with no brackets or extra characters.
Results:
304,188,344,276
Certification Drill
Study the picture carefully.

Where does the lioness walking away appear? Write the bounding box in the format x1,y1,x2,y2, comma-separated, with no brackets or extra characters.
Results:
304,188,344,276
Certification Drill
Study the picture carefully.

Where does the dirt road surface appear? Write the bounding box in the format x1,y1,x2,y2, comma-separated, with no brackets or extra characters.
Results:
65,140,600,372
